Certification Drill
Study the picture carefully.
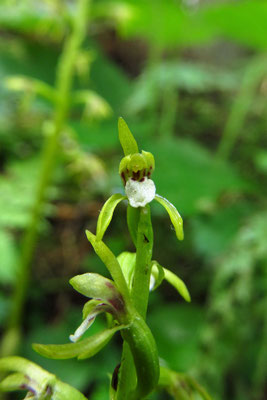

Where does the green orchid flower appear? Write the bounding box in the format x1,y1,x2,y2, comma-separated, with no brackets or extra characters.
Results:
32,118,188,400
95,117,184,243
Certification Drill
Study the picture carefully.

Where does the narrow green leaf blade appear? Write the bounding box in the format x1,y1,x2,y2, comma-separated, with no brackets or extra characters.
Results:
117,251,136,289
33,325,124,360
118,117,139,155
96,194,126,241
155,195,184,240
163,268,191,302
85,230,130,303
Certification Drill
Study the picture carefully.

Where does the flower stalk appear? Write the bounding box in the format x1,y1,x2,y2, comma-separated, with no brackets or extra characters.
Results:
30,117,191,400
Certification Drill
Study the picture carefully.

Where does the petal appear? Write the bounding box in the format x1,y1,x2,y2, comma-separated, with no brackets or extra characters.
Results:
163,267,191,302
69,300,113,343
154,195,184,240
125,178,156,208
69,273,125,313
118,117,139,156
150,261,165,291
96,194,126,241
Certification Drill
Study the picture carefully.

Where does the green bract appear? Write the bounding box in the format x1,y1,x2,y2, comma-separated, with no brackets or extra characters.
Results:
118,116,139,156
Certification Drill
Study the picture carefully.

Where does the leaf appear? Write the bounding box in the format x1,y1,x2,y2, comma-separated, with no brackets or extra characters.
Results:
154,195,184,241
96,193,126,241
203,0,267,51
70,273,122,308
118,117,139,156
33,325,125,360
85,230,130,302
117,251,136,290
163,268,191,303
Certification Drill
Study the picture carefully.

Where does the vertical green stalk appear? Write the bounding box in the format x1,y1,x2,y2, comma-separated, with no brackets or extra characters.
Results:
217,54,267,160
116,206,154,400
131,205,153,318
1,0,90,357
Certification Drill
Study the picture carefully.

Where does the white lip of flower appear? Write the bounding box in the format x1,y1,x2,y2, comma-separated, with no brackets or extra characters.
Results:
125,177,156,208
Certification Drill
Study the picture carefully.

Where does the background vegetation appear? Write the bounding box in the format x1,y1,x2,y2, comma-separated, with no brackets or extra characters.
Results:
0,0,267,399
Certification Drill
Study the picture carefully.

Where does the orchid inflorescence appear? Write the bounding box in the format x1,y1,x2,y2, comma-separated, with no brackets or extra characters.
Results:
1,118,191,400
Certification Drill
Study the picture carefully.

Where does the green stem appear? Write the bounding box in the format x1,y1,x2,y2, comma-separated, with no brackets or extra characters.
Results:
116,206,155,400
1,0,90,356
132,205,153,318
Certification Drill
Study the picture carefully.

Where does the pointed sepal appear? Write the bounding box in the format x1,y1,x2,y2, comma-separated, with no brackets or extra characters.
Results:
154,195,184,240
163,267,191,302
150,261,165,291
118,117,139,156
96,194,126,241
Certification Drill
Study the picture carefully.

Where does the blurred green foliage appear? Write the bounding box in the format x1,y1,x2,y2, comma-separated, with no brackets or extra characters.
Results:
0,0,266,399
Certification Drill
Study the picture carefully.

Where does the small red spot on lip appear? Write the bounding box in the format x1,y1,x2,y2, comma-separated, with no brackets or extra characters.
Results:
121,172,126,185
105,281,114,289
108,296,125,312
140,177,145,182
